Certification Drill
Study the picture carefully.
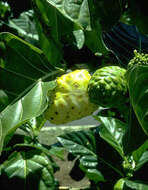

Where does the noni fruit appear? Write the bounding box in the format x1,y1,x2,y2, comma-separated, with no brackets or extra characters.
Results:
128,50,148,68
87,66,128,108
44,70,98,124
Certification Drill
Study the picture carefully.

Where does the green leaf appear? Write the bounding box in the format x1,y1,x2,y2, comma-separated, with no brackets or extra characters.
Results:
0,90,9,112
58,130,96,156
85,23,109,55
95,116,127,158
79,156,105,182
47,145,65,160
33,0,92,61
8,10,39,45
132,140,148,165
127,64,148,136
0,32,59,107
135,151,148,171
0,80,56,154
122,108,147,155
21,115,47,138
42,0,91,30
73,29,85,49
27,142,65,160
0,149,57,189
114,178,126,190
33,0,64,66
0,119,2,147
57,129,105,183
124,179,148,190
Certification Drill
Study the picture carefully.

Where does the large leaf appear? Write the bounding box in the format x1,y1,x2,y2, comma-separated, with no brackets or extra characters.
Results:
0,148,57,189
85,21,109,55
0,80,56,154
43,0,91,30
127,64,148,136
33,0,90,63
8,10,39,46
33,0,66,65
124,179,148,189
122,108,147,155
95,116,127,158
33,0,111,58
57,129,105,183
0,32,61,108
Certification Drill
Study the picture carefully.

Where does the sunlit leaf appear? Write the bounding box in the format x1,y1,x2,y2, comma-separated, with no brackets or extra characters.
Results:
0,32,59,108
58,129,105,183
45,0,91,30
0,80,56,154
125,179,148,189
8,10,39,45
0,148,57,189
95,116,127,158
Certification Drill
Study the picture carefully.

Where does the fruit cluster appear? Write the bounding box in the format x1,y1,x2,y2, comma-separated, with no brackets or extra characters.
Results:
45,66,128,125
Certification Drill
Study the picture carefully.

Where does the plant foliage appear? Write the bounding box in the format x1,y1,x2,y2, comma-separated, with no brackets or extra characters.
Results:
1,0,148,189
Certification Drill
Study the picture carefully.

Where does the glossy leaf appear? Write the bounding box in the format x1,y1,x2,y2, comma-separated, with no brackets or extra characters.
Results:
28,142,65,161
95,116,127,158
33,0,65,65
135,151,148,171
57,129,105,183
79,155,105,182
0,32,59,108
85,22,109,55
21,115,47,138
0,80,56,154
127,64,148,136
124,179,148,189
33,0,111,57
132,140,148,165
43,0,91,31
0,149,57,189
73,29,85,49
8,10,39,45
114,178,126,190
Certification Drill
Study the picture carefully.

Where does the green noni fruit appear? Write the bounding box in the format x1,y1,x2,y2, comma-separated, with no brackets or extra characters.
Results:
128,50,148,68
44,69,98,124
88,66,128,108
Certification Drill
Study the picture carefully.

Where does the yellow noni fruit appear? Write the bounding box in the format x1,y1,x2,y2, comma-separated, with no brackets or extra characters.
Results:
45,69,98,124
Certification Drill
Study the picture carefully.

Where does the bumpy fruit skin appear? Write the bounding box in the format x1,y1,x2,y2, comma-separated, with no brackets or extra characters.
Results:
128,50,148,68
45,70,97,124
88,66,127,108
